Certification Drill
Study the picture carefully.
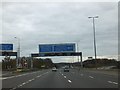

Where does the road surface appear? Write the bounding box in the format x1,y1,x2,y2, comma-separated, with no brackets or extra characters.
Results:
2,68,118,89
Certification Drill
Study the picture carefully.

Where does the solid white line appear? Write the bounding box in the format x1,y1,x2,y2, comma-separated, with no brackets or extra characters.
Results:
68,80,72,83
5,76,16,79
10,71,50,90
0,77,7,80
2,71,41,80
17,75,22,77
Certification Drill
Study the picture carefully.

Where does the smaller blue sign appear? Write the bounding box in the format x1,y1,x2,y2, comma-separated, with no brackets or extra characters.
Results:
39,45,53,52
0,44,13,51
54,44,75,52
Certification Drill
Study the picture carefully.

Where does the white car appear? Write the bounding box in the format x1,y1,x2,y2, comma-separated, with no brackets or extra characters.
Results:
52,67,57,72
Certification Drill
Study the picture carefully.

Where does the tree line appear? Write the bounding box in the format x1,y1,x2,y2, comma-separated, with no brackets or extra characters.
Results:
2,56,54,71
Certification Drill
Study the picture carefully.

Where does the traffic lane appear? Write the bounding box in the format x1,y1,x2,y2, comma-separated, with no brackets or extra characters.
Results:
2,69,50,88
19,69,71,88
62,69,118,88
79,69,118,85
61,70,104,88
76,69,118,88
70,68,118,84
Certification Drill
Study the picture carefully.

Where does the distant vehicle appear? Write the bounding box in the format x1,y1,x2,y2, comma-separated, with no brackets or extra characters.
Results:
64,66,69,72
52,67,57,72
17,64,23,72
17,67,23,72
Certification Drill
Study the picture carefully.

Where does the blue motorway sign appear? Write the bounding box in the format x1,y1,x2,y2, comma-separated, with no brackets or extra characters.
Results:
39,43,75,53
0,44,13,51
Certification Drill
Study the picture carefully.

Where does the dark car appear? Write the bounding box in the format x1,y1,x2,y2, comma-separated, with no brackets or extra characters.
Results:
64,67,69,72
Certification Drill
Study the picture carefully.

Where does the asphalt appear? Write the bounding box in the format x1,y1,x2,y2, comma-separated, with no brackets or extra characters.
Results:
2,68,118,89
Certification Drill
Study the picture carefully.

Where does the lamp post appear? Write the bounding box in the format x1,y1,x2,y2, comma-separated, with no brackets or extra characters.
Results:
14,37,20,68
76,41,83,68
76,42,79,63
88,16,98,67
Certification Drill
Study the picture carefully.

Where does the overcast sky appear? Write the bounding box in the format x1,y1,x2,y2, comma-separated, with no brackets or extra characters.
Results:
1,1,118,62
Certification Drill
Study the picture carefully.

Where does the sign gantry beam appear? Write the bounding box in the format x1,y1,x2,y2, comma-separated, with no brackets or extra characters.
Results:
31,52,82,57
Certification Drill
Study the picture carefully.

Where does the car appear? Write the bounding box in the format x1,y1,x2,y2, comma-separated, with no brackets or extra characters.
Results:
52,67,57,72
64,67,69,72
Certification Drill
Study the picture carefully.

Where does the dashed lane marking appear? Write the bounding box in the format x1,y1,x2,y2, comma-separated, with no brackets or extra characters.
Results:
108,81,113,83
68,80,72,83
10,87,17,90
80,74,83,76
64,76,66,78
10,71,50,90
89,76,94,79
112,82,118,85
108,81,118,85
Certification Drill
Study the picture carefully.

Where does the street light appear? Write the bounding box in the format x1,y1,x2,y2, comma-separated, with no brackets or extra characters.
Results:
88,16,98,67
76,41,83,68
14,37,20,68
76,42,79,62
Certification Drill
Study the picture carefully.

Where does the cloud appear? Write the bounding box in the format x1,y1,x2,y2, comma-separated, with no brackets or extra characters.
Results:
2,2,118,62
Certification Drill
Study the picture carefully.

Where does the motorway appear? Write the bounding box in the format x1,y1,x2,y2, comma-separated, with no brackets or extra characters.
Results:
2,68,118,89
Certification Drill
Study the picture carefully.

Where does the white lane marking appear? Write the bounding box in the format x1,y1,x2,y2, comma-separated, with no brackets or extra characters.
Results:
3,76,17,79
108,81,113,83
22,82,26,85
108,81,118,85
89,76,94,79
62,74,64,76
10,71,50,89
10,87,17,90
64,76,66,78
31,78,35,81
80,74,83,76
25,81,30,84
18,84,23,87
68,80,72,83
28,79,32,82
2,71,42,80
37,75,41,78
112,82,118,85
0,77,7,80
